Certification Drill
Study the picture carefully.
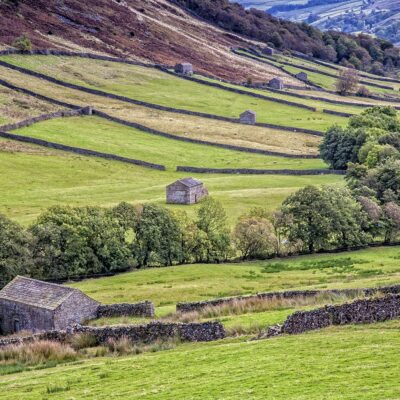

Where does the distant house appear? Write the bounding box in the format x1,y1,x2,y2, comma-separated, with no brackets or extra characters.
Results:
0,276,99,335
174,63,193,76
262,47,274,56
240,110,256,125
166,178,208,205
295,72,308,82
267,77,284,90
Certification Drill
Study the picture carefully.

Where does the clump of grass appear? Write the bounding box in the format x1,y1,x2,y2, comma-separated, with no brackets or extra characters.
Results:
166,292,365,325
68,333,98,350
0,340,77,367
46,383,71,394
105,337,178,356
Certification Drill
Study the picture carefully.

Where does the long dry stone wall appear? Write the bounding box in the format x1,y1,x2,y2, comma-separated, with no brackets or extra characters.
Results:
97,301,155,318
0,78,80,110
177,166,344,175
0,130,166,170
0,49,168,69
250,51,396,91
0,59,324,136
0,321,225,347
279,294,400,335
0,107,92,131
177,285,400,313
94,110,320,158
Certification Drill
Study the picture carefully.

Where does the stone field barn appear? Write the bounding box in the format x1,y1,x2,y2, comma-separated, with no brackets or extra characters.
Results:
166,178,208,205
0,276,99,335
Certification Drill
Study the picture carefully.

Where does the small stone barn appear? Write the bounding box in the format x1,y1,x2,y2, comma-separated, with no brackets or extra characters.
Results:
166,178,208,205
0,276,99,335
262,47,274,56
240,110,256,125
267,77,284,90
295,71,308,82
174,62,193,75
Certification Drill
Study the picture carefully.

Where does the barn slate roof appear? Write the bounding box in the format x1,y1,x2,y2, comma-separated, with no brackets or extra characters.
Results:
170,177,203,188
0,276,85,310
240,110,256,116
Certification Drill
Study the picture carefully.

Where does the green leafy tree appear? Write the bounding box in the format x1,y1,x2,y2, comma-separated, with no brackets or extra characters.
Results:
135,204,182,267
234,216,276,259
196,197,231,262
0,214,33,287
320,125,366,169
281,186,333,253
30,206,133,279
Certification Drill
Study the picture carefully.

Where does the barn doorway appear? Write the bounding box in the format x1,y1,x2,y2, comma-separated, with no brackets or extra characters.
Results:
13,319,20,333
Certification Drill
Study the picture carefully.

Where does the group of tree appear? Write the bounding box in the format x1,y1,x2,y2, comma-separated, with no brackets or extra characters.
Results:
174,0,400,74
0,198,230,286
318,105,400,246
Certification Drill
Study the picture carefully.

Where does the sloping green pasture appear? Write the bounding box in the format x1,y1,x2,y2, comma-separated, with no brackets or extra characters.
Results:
0,55,347,130
0,137,342,225
13,116,326,170
0,321,399,400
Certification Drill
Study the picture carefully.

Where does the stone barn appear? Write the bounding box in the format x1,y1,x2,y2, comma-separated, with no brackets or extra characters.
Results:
267,77,284,90
174,63,193,76
295,72,308,82
166,178,208,205
0,276,99,335
262,47,274,56
240,110,256,125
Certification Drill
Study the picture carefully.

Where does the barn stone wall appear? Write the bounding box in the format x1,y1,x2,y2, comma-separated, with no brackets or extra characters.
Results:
0,299,54,334
54,292,99,330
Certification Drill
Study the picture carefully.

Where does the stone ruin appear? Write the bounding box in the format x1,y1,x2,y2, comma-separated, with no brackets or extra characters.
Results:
295,71,308,82
174,62,193,76
267,77,284,90
262,47,274,56
239,110,256,125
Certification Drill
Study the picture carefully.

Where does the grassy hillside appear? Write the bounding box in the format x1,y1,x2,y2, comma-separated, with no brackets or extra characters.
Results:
71,246,400,313
0,55,347,130
13,116,325,170
1,321,399,399
0,138,341,225
0,85,60,125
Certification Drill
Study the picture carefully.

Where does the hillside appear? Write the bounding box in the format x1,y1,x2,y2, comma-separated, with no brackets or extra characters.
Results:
237,0,400,46
0,0,286,81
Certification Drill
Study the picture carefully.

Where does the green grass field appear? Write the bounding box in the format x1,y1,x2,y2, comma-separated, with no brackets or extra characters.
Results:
0,137,342,225
0,65,322,155
239,50,400,95
71,246,400,316
1,321,399,399
0,55,348,130
13,115,326,170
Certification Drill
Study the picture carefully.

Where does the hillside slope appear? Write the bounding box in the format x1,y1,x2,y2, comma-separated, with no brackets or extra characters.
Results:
0,0,292,82
238,0,400,46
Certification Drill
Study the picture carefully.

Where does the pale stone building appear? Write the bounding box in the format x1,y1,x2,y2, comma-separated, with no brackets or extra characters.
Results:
166,178,208,205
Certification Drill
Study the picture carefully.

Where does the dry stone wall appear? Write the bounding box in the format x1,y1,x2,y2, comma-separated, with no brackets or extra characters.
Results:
0,130,166,170
97,301,155,318
0,321,226,347
0,59,324,137
177,285,400,313
280,294,400,335
177,166,345,175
